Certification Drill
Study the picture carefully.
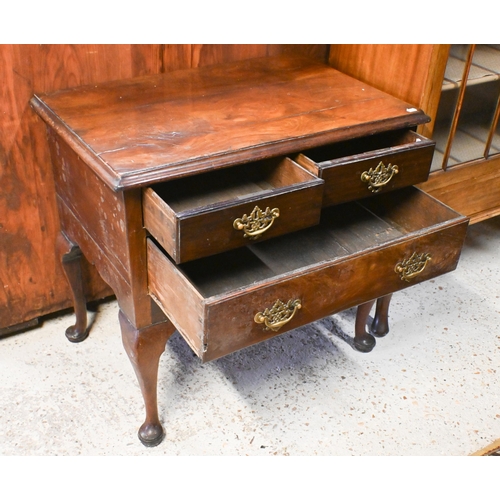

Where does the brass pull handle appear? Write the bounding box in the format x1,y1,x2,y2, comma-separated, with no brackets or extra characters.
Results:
395,252,432,281
361,161,399,193
254,299,302,332
233,205,280,240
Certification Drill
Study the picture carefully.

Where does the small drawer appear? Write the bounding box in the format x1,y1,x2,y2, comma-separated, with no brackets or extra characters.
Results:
143,157,324,263
295,129,435,206
147,187,468,362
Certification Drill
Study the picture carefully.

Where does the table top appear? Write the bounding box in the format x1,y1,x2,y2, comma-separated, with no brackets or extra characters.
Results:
31,55,428,191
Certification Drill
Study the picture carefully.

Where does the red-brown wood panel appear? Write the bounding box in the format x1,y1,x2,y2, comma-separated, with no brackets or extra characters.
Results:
162,44,329,70
0,44,162,331
328,45,449,138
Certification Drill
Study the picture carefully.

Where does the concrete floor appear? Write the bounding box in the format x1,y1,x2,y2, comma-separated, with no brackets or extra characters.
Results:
1,216,499,457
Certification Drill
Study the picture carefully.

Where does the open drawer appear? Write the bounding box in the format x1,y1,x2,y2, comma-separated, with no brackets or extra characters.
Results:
147,187,469,362
295,129,435,207
143,157,324,263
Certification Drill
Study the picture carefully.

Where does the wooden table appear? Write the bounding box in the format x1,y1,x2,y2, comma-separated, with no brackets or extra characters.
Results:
31,56,469,446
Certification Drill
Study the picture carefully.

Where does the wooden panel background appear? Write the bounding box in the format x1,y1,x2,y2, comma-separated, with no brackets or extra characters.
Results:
0,44,328,332
328,44,450,138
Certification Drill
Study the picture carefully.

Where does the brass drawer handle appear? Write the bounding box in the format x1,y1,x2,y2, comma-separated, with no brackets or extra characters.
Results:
395,252,432,281
361,161,399,193
254,299,302,332
233,205,280,240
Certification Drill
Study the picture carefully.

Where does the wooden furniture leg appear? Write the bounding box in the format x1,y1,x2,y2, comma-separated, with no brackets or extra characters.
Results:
57,233,89,343
119,310,176,447
353,299,376,353
370,294,393,337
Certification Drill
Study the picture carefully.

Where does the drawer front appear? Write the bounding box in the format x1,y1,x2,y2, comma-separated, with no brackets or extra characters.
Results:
202,221,467,361
143,158,324,263
296,131,435,206
148,211,468,362
181,186,323,263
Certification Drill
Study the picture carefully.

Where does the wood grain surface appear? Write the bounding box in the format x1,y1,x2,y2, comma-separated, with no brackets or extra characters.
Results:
32,56,428,191
328,44,450,138
0,44,161,330
3,44,326,330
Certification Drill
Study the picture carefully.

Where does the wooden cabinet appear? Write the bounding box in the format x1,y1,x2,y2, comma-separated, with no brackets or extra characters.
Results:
425,45,500,223
31,55,468,446
329,44,500,224
7,43,492,337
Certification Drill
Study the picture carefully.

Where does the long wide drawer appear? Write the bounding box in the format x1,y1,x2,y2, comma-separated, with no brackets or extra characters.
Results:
143,157,324,263
147,187,469,362
295,129,435,206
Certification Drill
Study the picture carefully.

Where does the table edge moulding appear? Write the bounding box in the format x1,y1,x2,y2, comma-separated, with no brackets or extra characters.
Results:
30,55,469,447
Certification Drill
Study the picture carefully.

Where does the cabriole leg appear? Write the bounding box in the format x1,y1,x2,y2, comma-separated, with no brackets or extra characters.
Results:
370,294,393,338
57,233,88,343
353,299,376,353
119,310,176,447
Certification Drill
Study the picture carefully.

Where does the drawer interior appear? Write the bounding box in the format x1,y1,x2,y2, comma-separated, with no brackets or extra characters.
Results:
170,187,463,298
149,156,316,213
299,129,425,166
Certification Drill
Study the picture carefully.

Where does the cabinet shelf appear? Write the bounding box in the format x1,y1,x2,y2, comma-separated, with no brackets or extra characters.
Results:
431,44,500,171
442,45,500,90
